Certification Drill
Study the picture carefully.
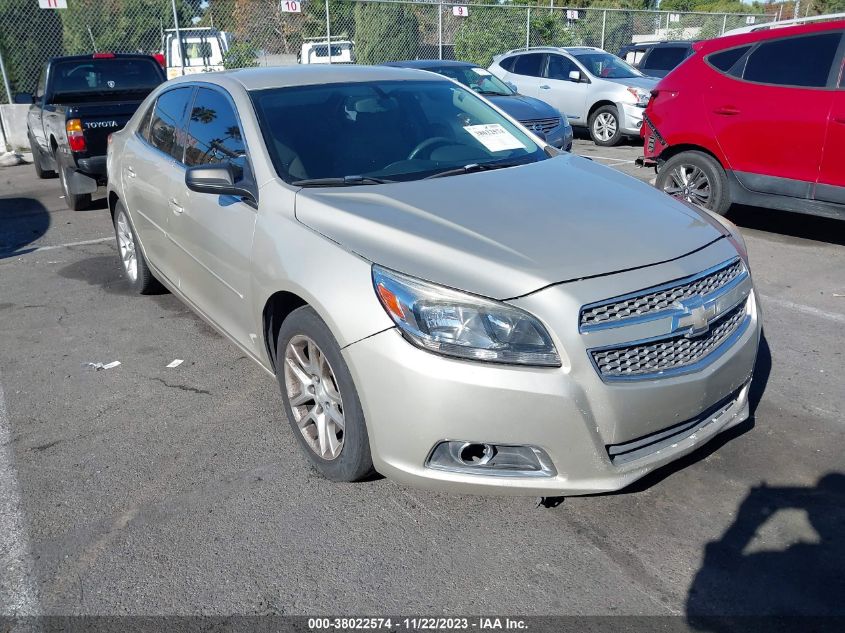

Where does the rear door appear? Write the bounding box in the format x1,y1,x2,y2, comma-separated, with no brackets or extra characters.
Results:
639,45,689,78
815,36,845,205
503,53,546,98
168,86,257,348
124,86,194,286
539,53,589,123
704,32,841,198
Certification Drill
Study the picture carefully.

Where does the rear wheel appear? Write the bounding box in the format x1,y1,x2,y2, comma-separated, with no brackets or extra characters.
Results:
656,151,730,216
276,306,374,482
589,105,622,146
58,155,91,211
29,136,56,179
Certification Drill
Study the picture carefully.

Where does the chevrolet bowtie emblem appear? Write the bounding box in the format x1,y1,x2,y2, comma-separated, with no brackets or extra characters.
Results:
673,296,717,338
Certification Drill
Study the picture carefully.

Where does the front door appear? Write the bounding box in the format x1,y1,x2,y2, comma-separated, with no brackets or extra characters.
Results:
816,60,845,205
704,32,841,198
540,53,590,125
167,86,257,349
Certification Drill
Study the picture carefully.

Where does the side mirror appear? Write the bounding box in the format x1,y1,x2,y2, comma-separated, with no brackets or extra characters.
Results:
185,163,255,202
568,70,582,83
506,81,518,93
14,92,34,104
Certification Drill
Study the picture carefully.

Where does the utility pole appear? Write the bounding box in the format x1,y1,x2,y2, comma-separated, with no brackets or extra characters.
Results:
171,0,185,74
325,0,332,65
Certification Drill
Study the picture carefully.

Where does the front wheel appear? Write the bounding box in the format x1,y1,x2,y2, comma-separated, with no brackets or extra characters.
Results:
656,151,731,216
113,201,161,294
276,306,374,482
589,105,622,146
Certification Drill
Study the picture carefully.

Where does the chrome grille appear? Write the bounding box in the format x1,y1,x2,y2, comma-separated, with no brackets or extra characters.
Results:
591,299,748,379
580,259,744,330
519,117,561,134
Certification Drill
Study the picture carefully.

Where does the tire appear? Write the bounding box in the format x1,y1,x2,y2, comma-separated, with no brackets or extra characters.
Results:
276,306,374,482
656,151,731,216
57,153,91,211
29,135,56,179
589,105,623,147
113,201,161,294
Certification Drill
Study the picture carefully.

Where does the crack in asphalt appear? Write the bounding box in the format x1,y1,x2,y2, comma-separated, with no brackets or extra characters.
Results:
149,377,212,396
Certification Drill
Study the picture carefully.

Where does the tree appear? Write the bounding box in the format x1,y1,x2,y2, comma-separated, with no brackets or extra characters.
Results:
0,0,64,96
454,7,527,68
353,1,419,65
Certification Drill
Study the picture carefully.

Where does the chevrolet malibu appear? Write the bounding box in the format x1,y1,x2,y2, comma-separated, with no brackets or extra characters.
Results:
107,66,761,495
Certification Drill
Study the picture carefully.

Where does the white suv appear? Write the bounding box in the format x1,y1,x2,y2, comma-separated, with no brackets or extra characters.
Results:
489,46,658,146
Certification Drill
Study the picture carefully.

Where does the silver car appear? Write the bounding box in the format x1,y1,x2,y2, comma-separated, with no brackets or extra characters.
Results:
107,66,760,496
489,46,659,146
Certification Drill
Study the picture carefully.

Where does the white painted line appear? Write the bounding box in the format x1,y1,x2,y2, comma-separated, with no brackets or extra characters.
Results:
0,377,40,616
0,237,114,258
577,154,636,164
761,294,845,324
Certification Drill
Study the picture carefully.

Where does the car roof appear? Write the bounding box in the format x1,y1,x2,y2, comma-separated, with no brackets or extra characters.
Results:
49,53,159,63
621,40,697,49
383,59,476,69
697,18,845,54
165,64,447,92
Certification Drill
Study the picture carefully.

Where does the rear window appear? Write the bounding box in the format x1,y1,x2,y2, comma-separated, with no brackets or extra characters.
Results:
50,58,164,102
742,33,842,88
707,46,751,73
644,46,688,71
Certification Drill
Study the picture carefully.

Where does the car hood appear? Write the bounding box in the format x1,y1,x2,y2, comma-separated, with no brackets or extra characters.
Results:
604,76,659,90
485,93,562,122
294,154,725,299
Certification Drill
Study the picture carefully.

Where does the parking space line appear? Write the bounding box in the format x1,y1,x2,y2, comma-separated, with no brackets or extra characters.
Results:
761,294,845,324
0,236,114,258
577,155,636,164
0,378,40,616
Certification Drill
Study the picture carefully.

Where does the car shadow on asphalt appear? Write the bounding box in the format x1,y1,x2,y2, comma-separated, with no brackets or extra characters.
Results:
685,471,845,630
616,332,772,496
728,205,845,247
0,197,50,259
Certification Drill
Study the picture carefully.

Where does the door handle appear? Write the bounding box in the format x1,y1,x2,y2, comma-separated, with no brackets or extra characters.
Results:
539,84,551,90
169,198,184,214
125,166,136,179
713,106,741,116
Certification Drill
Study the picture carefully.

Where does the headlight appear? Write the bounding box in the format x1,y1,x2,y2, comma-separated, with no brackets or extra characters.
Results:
626,86,650,107
372,266,561,367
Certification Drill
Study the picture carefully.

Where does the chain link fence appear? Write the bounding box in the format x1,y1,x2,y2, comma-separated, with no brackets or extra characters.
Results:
0,0,778,103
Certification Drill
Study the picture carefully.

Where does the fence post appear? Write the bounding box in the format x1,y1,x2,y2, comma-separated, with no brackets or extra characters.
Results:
0,47,13,105
721,13,727,35
600,10,606,50
170,0,185,75
325,0,332,65
526,8,531,49
438,1,443,60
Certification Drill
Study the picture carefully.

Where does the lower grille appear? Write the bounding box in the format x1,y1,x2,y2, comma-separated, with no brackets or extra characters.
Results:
519,117,561,134
591,299,748,380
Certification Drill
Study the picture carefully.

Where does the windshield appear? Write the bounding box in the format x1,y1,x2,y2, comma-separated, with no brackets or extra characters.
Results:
251,80,547,184
572,52,642,79
431,66,514,97
50,58,163,102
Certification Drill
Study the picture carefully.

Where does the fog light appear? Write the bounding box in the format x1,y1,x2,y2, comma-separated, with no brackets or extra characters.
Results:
426,441,556,478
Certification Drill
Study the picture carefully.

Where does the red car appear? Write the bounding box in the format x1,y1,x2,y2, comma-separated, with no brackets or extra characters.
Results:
640,20,845,219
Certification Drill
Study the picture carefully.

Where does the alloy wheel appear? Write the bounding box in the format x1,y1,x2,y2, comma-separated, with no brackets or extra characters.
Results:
284,334,345,460
662,164,712,208
593,112,617,142
116,210,138,282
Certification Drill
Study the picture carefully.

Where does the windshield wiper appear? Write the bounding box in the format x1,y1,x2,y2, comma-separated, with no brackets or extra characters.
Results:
292,175,394,187
424,161,523,180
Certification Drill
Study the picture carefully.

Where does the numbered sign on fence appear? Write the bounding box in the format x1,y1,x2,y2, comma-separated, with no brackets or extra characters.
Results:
669,13,681,23
38,0,67,8
566,9,579,20
281,0,302,13
745,15,756,24
452,6,469,17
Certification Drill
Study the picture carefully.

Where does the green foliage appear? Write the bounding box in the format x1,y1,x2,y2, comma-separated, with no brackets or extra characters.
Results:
222,40,257,68
454,8,527,68
0,0,64,95
353,2,419,65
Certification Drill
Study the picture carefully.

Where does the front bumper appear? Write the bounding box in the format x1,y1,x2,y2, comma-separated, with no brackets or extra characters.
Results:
543,123,574,152
618,102,647,136
343,240,760,496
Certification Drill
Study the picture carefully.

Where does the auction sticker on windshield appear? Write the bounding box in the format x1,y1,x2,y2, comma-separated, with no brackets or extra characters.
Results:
464,124,524,152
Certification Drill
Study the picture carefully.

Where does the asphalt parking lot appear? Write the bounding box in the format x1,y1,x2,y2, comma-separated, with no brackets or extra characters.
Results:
1,139,844,621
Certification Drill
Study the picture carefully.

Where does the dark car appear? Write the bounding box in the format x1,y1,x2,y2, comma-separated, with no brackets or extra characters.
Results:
18,53,166,210
383,60,573,151
618,41,696,78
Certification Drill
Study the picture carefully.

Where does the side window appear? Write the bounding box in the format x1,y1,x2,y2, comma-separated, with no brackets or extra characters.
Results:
512,53,545,77
643,47,687,72
707,46,751,74
499,56,517,72
742,33,842,88
35,69,47,99
149,87,192,161
184,87,247,170
545,55,578,80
